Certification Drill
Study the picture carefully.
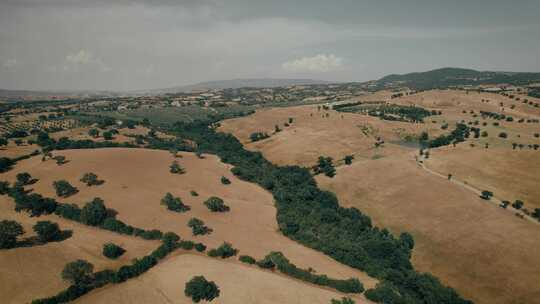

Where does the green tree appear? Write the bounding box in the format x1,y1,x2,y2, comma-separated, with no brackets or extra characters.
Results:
188,218,212,236
170,161,185,174
480,190,493,200
61,259,94,285
80,172,104,186
88,128,100,138
53,180,78,198
0,137,8,147
0,220,24,249
512,200,524,210
80,198,108,226
16,172,33,185
161,193,190,212
184,276,220,303
102,243,126,259
220,176,231,185
204,196,230,212
33,221,61,242
207,242,237,258
344,155,354,165
103,131,114,140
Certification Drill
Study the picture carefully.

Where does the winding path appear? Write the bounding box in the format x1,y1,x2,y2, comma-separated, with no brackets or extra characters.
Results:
415,154,539,225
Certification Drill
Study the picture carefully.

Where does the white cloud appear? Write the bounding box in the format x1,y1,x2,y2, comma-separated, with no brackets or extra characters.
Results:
2,59,17,69
64,49,111,72
282,54,343,72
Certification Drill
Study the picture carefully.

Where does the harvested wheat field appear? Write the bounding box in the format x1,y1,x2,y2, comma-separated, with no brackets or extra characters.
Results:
317,153,540,304
75,253,371,304
0,196,158,304
0,148,377,292
219,105,431,166
425,144,540,209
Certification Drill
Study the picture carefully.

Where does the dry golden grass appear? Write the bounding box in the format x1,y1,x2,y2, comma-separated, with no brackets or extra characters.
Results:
317,154,540,304
425,145,540,209
0,148,377,302
75,254,372,304
219,105,429,167
0,197,158,304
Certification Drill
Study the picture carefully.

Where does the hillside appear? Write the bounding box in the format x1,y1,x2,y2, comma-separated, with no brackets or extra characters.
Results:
377,67,540,90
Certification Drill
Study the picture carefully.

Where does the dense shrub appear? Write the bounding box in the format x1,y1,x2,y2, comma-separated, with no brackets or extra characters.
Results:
33,221,62,242
188,218,212,236
169,161,185,174
53,180,78,198
61,259,94,285
102,243,126,259
313,156,336,177
0,220,24,249
184,276,220,303
239,255,256,264
260,251,364,293
80,198,108,226
220,176,231,185
80,173,104,186
207,242,237,258
204,196,230,212
161,192,190,212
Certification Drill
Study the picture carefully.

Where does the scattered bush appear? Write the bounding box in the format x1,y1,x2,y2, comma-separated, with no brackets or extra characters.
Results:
102,243,126,259
480,190,493,200
53,180,78,198
169,160,185,174
190,190,199,197
80,172,104,186
188,218,212,236
220,176,231,185
161,193,190,212
204,196,230,212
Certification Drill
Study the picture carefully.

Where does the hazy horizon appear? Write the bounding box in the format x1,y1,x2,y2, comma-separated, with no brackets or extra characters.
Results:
1,0,539,91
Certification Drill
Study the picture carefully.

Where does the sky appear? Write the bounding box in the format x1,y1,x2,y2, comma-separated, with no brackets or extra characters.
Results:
0,0,539,91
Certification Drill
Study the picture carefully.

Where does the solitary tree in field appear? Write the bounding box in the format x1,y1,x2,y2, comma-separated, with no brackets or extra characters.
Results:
61,259,94,285
33,221,61,242
80,172,104,186
184,276,220,303
53,180,78,198
16,172,33,185
102,243,126,259
344,155,354,165
170,161,185,174
0,220,24,249
480,190,493,200
204,196,230,212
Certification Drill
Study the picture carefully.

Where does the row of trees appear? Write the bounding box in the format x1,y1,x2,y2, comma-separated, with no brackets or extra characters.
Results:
0,219,67,249
169,118,471,304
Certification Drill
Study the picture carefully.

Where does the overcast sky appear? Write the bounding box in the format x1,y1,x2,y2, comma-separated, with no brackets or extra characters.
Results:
1,0,539,91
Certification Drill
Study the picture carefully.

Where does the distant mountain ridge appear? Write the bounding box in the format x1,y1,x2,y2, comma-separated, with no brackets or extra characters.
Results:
147,78,333,94
377,67,540,90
